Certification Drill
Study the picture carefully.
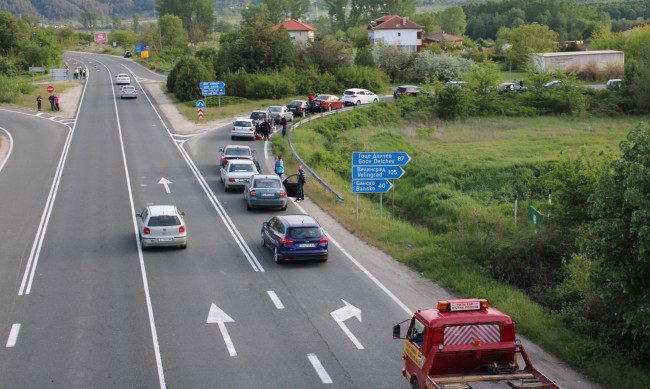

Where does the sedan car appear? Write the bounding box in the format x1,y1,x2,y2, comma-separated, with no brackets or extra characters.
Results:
261,214,329,263
286,100,309,117
119,85,137,99
313,94,344,112
136,205,187,249
220,159,259,191
267,105,294,124
115,73,131,85
393,85,421,99
219,145,255,169
342,88,379,106
244,174,288,211
231,118,256,140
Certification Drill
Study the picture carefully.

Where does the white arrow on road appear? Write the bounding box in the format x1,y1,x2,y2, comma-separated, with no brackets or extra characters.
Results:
158,177,172,194
207,303,237,356
330,299,364,349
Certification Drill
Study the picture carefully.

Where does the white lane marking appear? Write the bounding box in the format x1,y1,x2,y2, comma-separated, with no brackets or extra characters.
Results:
157,177,172,194
293,202,413,315
6,323,21,347
307,353,333,384
206,303,237,357
0,126,14,173
330,300,364,349
267,290,285,309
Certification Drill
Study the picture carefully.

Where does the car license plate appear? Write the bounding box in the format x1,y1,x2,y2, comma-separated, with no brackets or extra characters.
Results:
261,193,274,197
298,243,316,248
158,238,173,242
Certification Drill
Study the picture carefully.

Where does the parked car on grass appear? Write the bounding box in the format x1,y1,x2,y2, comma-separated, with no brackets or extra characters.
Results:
220,159,259,191
261,214,329,263
444,80,468,88
231,118,256,140
268,105,294,124
119,85,137,99
286,100,309,117
244,174,288,211
115,73,131,85
342,88,379,106
497,82,526,94
313,94,344,112
136,205,187,249
393,85,421,99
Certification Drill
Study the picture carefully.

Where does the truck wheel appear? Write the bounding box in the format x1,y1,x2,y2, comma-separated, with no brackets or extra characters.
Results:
410,378,419,389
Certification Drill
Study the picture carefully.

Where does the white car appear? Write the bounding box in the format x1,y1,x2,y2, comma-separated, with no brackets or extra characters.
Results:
342,88,379,106
120,85,137,99
231,118,256,140
220,159,259,191
136,205,187,249
115,73,131,85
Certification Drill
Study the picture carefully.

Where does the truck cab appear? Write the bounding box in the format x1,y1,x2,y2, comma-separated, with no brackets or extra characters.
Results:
393,299,559,389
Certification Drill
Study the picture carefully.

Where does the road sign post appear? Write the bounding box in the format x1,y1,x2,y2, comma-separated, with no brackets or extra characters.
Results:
47,85,54,93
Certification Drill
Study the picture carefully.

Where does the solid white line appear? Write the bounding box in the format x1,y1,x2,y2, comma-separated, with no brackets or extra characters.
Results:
307,353,333,384
333,319,364,350
218,322,238,357
293,202,413,315
6,323,21,347
0,126,14,173
267,290,285,309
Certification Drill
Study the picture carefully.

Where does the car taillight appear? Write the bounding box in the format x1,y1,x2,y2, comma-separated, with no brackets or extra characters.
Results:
298,107,302,111
279,190,286,197
319,237,329,244
249,189,256,197
279,237,295,245
179,226,185,233
249,127,254,132
143,227,150,234
231,127,236,132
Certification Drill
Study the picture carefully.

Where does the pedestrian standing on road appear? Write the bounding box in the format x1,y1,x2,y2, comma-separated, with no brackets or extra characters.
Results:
261,119,271,141
280,116,287,136
37,95,42,111
275,155,285,179
296,165,306,201
54,95,60,111
74,67,78,80
48,95,55,111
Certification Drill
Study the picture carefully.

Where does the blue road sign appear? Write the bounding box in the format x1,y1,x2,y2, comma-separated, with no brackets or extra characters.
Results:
353,165,404,180
352,152,411,166
216,87,225,95
352,179,393,193
196,100,205,108
202,89,219,97
216,80,225,88
200,82,220,89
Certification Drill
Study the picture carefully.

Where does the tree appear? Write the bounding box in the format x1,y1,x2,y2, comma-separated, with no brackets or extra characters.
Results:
496,23,557,70
464,60,500,113
108,30,138,50
625,37,650,113
132,13,140,33
159,14,188,50
302,36,354,72
156,0,215,43
372,44,413,82
167,57,212,101
437,7,466,36
0,12,29,56
290,0,311,20
112,15,122,30
588,123,650,356
79,12,100,32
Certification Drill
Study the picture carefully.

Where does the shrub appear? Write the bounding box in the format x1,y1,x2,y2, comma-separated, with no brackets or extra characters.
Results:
0,76,24,103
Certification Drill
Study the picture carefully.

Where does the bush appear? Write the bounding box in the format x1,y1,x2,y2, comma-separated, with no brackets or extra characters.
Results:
0,76,25,103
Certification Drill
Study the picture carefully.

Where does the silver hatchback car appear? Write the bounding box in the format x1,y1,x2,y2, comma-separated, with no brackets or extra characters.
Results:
136,205,187,249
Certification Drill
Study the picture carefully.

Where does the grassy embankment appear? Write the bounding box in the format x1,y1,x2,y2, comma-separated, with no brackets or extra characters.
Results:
270,110,650,389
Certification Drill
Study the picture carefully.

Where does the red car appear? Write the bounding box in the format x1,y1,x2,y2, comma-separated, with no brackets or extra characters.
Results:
314,94,344,112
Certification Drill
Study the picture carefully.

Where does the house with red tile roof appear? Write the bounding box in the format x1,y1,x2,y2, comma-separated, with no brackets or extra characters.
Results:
368,15,424,52
272,19,316,42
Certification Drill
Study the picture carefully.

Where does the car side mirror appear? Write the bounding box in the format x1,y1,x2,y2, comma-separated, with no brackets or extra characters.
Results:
180,211,185,216
136,213,141,218
393,324,402,339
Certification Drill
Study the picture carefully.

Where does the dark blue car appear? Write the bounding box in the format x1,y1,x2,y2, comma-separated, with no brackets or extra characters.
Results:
261,214,328,263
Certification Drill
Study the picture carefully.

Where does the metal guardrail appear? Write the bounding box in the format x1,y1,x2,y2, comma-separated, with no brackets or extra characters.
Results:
285,108,354,203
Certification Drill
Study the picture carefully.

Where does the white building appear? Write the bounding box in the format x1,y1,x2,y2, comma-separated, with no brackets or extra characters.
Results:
272,19,316,43
529,50,624,73
368,15,424,53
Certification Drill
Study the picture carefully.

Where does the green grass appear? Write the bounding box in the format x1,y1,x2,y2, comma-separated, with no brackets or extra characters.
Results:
273,113,650,389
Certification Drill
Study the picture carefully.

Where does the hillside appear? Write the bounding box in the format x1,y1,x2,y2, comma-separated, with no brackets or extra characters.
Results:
0,0,154,22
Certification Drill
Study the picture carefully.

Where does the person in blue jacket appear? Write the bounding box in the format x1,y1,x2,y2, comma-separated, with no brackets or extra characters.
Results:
275,155,285,178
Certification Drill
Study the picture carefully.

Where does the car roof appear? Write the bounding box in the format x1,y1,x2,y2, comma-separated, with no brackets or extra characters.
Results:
146,205,179,216
234,117,253,122
224,145,252,150
251,109,269,113
398,85,419,88
117,73,129,77
277,214,320,227
227,159,255,165
122,85,135,88
345,88,369,92
251,174,282,180
288,100,306,103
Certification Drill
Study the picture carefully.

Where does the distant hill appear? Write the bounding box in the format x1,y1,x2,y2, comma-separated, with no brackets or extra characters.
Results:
0,0,155,23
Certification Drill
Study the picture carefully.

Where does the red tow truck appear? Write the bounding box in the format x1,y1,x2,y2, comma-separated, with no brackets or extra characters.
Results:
393,299,560,389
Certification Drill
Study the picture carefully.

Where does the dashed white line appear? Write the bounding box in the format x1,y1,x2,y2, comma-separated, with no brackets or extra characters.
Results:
307,353,333,384
267,290,285,309
6,323,21,347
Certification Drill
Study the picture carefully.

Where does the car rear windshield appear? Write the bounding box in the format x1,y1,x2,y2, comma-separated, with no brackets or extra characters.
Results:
148,215,180,227
254,179,281,188
227,148,251,156
250,112,267,119
343,91,356,95
288,101,303,106
288,227,322,239
230,164,256,172
234,121,252,127
269,107,281,112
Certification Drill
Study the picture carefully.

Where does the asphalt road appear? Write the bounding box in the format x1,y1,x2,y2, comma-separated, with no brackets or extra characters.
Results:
0,53,602,388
